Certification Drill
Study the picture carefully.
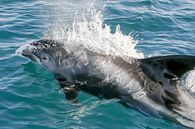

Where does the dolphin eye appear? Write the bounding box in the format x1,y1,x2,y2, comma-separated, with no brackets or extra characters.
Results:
43,57,47,60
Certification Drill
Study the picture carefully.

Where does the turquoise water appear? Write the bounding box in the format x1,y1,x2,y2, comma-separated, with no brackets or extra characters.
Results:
1,0,195,129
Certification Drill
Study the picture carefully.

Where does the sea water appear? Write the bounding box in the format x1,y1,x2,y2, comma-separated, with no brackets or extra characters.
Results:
1,0,195,129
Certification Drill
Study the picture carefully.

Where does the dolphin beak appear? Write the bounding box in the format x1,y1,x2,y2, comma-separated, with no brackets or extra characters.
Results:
16,43,41,62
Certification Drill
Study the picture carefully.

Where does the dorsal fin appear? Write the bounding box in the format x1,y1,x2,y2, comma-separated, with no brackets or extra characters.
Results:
139,55,195,80
138,55,195,111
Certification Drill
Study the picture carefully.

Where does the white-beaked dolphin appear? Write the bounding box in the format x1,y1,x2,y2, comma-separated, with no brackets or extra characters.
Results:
17,39,195,128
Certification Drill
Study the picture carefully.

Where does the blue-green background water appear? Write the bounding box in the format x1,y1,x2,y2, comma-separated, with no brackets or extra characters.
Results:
1,0,195,129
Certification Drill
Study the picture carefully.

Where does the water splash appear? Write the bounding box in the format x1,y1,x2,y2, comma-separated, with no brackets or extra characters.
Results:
185,70,195,94
44,1,143,59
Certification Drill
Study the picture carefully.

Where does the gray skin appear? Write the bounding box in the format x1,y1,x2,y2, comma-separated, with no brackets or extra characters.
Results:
17,39,195,128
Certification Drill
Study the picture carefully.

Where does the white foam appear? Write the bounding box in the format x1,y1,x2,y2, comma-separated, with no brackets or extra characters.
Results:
43,0,143,60
185,70,195,94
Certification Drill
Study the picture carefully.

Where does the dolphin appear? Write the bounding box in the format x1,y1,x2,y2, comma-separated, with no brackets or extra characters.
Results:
17,39,195,128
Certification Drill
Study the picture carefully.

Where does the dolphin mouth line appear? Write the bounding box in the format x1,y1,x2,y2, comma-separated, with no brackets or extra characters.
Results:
21,50,41,63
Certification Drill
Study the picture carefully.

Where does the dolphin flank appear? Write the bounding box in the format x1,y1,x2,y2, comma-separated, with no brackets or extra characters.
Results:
17,39,195,128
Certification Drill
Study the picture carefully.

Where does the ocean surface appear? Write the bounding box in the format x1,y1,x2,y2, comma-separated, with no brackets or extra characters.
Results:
1,0,195,129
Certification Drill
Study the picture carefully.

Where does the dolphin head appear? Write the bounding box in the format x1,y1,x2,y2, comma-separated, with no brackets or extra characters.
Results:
17,39,68,73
